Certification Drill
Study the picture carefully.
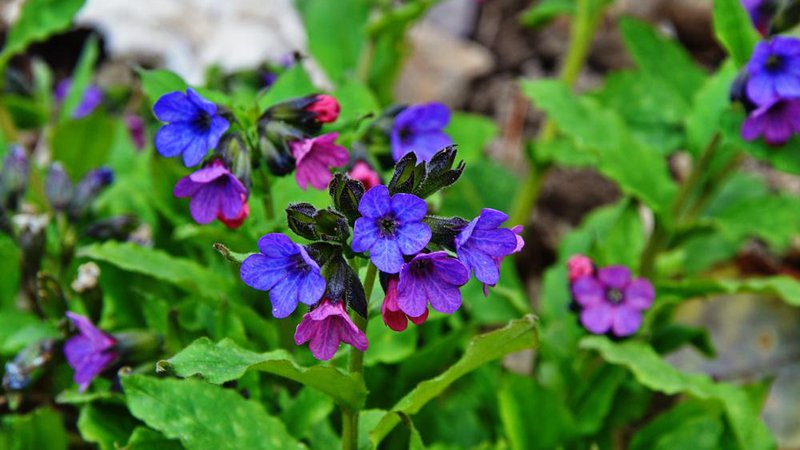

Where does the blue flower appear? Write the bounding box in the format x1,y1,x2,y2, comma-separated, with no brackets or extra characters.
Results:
455,209,519,286
746,37,800,105
154,88,229,167
352,185,431,274
240,233,326,318
390,103,452,162
397,251,469,317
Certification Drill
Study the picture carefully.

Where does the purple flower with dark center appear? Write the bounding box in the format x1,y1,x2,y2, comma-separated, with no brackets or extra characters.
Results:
351,185,432,274
742,0,778,35
455,208,519,286
746,37,800,105
741,98,800,145
241,233,326,318
571,265,654,337
64,312,118,392
397,251,470,317
390,103,453,161
154,88,229,167
294,299,368,360
54,79,104,119
173,160,248,225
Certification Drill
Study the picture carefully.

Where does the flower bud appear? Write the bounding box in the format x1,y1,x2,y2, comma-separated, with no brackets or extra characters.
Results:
567,254,594,282
112,330,163,364
423,215,469,249
84,215,139,241
0,146,29,209
328,173,365,225
730,70,757,113
218,134,252,189
45,162,74,212
68,167,114,220
348,160,381,190
258,122,298,176
305,94,340,123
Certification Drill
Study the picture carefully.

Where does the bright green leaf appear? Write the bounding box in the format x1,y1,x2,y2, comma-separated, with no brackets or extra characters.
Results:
631,400,724,450
445,113,499,161
298,0,369,82
520,0,575,28
499,374,576,450
137,69,188,104
0,0,86,66
50,114,116,179
713,0,760,67
258,65,315,112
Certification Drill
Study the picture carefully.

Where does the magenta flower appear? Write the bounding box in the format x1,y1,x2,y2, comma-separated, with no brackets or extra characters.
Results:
397,252,470,317
64,312,118,392
742,0,778,35
571,265,654,337
351,185,431,274
741,99,800,146
455,209,519,286
348,161,381,191
290,132,349,190
240,233,326,318
381,276,428,332
567,254,594,282
125,114,147,150
173,160,248,225
305,94,340,123
294,299,368,360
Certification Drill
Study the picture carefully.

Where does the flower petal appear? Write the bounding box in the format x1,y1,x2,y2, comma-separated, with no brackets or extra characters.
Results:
396,221,431,255
612,306,642,337
391,193,428,222
580,304,614,335
358,185,391,218
188,186,219,224
154,123,197,158
153,91,198,122
298,271,326,306
370,238,404,274
269,272,303,318
597,266,631,289
240,254,291,291
352,218,380,253
257,233,299,257
624,278,655,310
571,276,604,307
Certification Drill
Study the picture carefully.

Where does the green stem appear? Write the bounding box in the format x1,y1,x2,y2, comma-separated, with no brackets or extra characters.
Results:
259,170,275,222
509,0,606,226
341,262,378,450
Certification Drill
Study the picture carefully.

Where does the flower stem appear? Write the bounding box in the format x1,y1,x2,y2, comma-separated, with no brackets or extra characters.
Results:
509,0,606,227
341,262,377,450
258,170,275,222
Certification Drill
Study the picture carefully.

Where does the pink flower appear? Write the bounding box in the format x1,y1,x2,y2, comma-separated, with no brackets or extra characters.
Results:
305,94,340,123
381,276,428,332
567,254,594,282
218,194,249,229
290,132,349,190
294,299,368,360
348,161,381,190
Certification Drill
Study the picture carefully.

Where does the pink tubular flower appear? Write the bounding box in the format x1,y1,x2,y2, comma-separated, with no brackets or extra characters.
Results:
381,276,428,332
348,161,381,190
567,254,594,282
290,133,349,190
294,299,368,360
218,194,249,229
305,94,340,123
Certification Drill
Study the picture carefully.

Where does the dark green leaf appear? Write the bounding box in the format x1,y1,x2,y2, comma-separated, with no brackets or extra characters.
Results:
630,400,724,450
77,403,138,450
124,427,184,450
0,408,67,450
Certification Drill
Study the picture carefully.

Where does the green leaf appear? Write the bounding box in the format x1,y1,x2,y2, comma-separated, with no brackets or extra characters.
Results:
580,336,774,450
58,35,99,122
686,62,737,156
121,375,303,450
520,0,575,28
364,316,417,366
368,315,539,446
77,403,138,450
0,408,68,450
445,113,499,161
138,69,187,104
0,309,59,355
298,0,369,82
571,365,626,434
522,79,677,212
76,241,232,296
659,275,800,307
713,0,760,67
498,374,576,450
258,65,315,112
630,400,724,450
163,337,367,409
619,18,706,102
124,427,184,450
279,388,335,441
332,77,380,124
50,114,116,179
0,235,21,308
0,0,86,66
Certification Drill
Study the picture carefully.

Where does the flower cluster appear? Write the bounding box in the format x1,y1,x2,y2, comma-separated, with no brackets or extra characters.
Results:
732,35,800,146
239,147,523,359
567,255,654,338
153,89,345,228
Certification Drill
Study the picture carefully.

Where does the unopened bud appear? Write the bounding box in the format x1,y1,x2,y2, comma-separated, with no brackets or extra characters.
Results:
0,146,29,209
68,167,114,220
45,162,74,212
84,215,138,241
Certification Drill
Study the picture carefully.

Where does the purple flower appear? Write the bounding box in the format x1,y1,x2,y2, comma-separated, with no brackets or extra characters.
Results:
746,37,800,106
173,160,248,225
741,98,800,145
125,114,147,150
54,79,104,118
390,103,453,161
290,132,349,190
742,0,777,35
351,185,432,274
294,299,368,360
455,208,519,286
397,251,470,317
64,312,117,392
571,265,654,337
482,224,525,295
381,276,428,332
154,88,229,167
240,233,326,318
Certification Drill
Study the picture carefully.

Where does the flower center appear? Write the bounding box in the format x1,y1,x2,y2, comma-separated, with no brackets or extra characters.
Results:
766,54,784,72
193,111,212,131
290,253,310,273
410,258,433,275
379,215,398,237
606,288,624,304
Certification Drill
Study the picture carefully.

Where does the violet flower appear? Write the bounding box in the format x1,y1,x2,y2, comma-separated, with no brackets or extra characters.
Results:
390,103,453,161
397,251,470,317
290,132,349,190
173,160,248,225
746,36,800,105
741,98,800,145
482,224,525,295
294,299,368,360
351,185,431,274
64,312,117,392
571,265,655,337
455,208,519,286
54,79,104,119
382,275,428,332
241,233,326,318
154,88,229,167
